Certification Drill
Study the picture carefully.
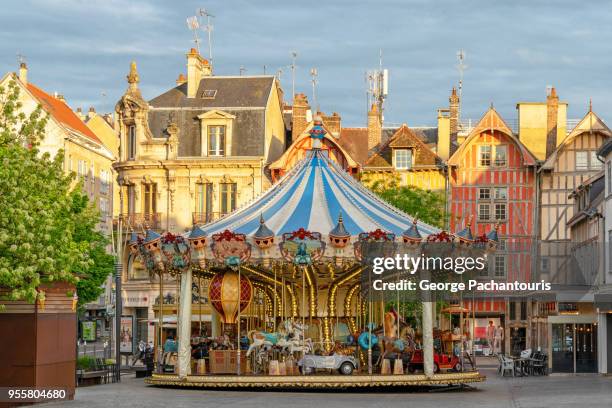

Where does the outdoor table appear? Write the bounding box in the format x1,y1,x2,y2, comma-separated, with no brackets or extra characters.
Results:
513,357,529,376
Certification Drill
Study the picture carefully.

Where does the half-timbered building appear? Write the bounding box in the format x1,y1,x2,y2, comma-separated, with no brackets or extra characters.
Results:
448,107,538,354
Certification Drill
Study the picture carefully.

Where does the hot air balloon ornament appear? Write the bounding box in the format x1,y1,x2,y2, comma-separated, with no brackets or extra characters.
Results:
208,270,253,324
160,232,191,275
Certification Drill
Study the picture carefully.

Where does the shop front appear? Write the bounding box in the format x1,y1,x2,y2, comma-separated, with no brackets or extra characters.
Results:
595,293,612,374
548,303,598,373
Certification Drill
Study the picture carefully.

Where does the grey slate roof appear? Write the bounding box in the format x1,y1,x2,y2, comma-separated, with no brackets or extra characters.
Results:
147,76,275,157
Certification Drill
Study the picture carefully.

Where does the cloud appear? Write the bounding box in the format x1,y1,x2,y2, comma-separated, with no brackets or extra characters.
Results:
0,0,610,126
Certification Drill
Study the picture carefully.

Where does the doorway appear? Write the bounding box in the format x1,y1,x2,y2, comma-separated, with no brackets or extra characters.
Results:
552,323,597,373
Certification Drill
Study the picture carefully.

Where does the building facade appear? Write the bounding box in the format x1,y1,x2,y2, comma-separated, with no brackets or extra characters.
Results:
113,49,287,345
447,107,538,355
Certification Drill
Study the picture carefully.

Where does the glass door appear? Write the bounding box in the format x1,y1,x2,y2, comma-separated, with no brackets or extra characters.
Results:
552,323,574,373
575,323,597,373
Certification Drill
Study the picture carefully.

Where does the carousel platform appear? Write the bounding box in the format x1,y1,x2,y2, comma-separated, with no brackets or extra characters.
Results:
144,371,486,389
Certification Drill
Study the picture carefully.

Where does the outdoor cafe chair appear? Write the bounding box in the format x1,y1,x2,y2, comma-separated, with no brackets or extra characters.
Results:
500,355,515,377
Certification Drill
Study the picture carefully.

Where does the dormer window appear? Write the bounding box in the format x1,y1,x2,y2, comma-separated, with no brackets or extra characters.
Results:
208,125,226,156
394,149,412,170
201,89,217,99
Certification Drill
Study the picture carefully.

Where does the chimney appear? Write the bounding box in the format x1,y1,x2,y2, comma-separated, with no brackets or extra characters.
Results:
176,73,187,85
18,62,27,85
186,48,212,98
291,93,310,142
449,87,459,154
367,104,382,151
321,112,341,138
55,94,66,104
75,107,84,120
546,87,559,158
88,106,96,120
437,108,451,160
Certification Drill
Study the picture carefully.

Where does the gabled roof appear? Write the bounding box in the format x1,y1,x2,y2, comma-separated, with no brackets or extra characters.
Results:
364,124,441,168
269,120,359,170
542,110,612,170
148,76,275,109
26,82,102,144
448,107,537,166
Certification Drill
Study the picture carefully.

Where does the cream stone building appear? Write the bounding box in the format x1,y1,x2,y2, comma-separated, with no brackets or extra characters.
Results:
113,49,286,343
0,63,116,235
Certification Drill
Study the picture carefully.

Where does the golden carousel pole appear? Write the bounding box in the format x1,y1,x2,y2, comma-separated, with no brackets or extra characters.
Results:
158,270,164,373
301,265,306,373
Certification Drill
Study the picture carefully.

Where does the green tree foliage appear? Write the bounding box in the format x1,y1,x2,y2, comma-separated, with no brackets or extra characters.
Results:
362,173,446,229
0,79,112,306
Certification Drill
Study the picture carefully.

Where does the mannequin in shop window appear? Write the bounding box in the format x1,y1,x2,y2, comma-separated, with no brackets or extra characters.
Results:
494,325,504,354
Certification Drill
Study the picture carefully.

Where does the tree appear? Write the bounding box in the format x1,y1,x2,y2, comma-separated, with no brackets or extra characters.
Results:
0,79,112,306
362,173,446,229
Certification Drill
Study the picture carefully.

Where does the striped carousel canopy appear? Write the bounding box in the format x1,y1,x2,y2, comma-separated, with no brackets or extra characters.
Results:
202,149,441,238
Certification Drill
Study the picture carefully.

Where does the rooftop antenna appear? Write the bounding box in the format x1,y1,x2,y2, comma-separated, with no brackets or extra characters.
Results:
456,49,467,121
186,15,201,53
197,8,215,65
310,67,318,113
276,68,283,81
240,65,247,76
365,49,388,124
290,51,298,99
16,53,26,65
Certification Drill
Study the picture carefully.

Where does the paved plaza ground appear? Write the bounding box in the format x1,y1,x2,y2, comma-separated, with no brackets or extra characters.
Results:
45,362,612,408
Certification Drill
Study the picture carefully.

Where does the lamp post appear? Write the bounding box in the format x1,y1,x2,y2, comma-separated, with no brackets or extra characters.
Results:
114,214,124,382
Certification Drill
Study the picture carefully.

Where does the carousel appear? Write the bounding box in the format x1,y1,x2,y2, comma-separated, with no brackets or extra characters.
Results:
134,119,498,389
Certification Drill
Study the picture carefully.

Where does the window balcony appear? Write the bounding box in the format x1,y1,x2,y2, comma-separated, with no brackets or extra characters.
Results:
117,213,162,231
192,212,226,225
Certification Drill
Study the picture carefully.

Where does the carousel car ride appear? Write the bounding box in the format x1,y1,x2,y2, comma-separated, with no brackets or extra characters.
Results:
298,354,358,375
407,349,462,373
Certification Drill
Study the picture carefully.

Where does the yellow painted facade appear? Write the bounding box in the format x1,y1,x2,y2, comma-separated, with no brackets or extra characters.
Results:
362,168,446,190
517,101,567,160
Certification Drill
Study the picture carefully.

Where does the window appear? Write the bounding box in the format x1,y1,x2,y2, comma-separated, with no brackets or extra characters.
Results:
479,145,492,166
142,183,157,215
196,182,213,222
541,257,550,272
394,149,412,170
220,183,237,215
99,197,109,218
576,151,588,170
495,203,507,221
494,187,507,200
90,164,95,191
479,188,491,200
100,170,110,194
478,203,490,221
208,125,226,156
493,255,506,277
201,89,217,99
590,151,602,169
128,125,136,160
494,145,507,166
126,185,136,215
77,160,87,179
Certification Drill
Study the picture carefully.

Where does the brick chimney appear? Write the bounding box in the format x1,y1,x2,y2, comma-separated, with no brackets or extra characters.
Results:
449,87,459,154
18,62,27,85
367,104,382,152
546,87,559,158
322,112,341,138
292,93,310,142
75,107,84,120
186,48,212,98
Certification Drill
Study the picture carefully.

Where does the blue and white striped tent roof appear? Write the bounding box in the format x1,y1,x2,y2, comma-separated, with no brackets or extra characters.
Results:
202,150,441,237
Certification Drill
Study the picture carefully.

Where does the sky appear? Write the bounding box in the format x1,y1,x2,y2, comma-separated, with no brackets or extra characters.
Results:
1,0,611,127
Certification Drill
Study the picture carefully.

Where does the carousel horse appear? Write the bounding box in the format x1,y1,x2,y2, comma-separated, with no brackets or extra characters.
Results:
376,310,416,366
278,320,313,354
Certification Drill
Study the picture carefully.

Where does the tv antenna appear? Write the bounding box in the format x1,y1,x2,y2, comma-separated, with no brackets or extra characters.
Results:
240,65,247,76
310,67,318,113
456,49,467,120
16,53,26,65
186,8,215,65
290,51,298,99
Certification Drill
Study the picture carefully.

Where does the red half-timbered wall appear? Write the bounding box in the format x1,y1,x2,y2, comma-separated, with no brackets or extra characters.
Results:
450,129,536,283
